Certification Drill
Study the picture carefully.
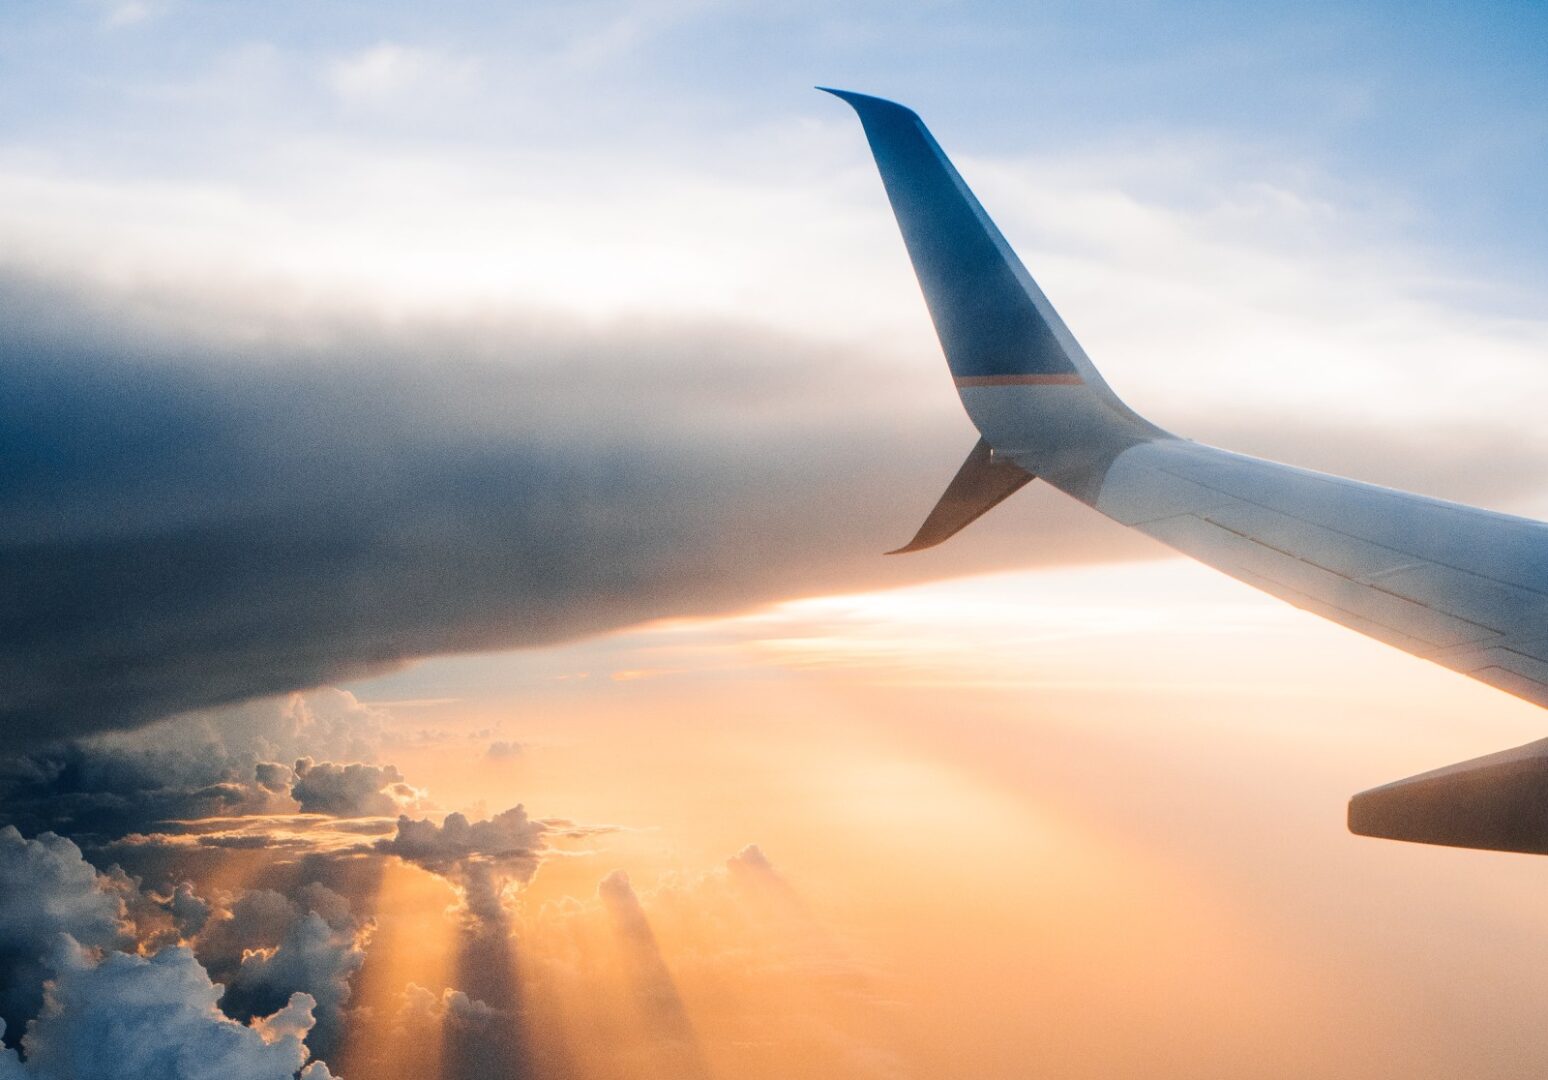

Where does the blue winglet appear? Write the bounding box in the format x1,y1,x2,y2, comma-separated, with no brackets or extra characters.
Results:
819,87,1081,385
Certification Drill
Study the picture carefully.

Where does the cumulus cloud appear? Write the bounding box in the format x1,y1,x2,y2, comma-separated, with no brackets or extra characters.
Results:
0,829,128,1042
423,979,523,1080
0,701,452,1070
374,806,546,879
727,842,774,876
372,791,559,1053
290,759,420,818
726,842,795,899
14,940,319,1080
253,762,294,793
194,885,364,1061
431,986,501,1032
0,690,436,872
0,690,410,853
377,812,538,1080
166,883,212,940
219,912,363,1060
96,0,171,29
341,982,503,1080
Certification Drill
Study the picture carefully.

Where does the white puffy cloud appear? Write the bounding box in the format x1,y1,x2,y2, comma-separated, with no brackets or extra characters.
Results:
195,885,364,1059
219,911,363,1060
17,940,319,1080
289,759,421,818
340,982,500,1079
0,690,396,843
95,0,171,29
166,884,212,940
374,805,546,878
400,982,500,1032
0,828,128,1040
0,828,126,954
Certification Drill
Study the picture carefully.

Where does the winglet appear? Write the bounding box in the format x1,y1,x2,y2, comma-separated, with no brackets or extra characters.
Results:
816,87,912,110
818,86,1091,388
888,438,1035,554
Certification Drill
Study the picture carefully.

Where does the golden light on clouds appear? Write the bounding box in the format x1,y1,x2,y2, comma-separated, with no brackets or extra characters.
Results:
333,558,1548,1078
8,6,1548,1077
334,859,458,1079
79,561,1547,1078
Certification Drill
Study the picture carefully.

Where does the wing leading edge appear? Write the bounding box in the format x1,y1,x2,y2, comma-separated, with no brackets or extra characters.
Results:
824,88,1548,854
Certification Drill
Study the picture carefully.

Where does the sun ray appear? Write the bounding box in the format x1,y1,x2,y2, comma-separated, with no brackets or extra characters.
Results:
333,858,458,1079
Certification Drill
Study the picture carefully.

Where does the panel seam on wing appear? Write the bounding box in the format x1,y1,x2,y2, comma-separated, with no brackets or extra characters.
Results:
1154,463,1548,602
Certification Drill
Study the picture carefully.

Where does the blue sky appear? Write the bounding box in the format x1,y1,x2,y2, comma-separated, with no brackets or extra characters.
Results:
5,0,1548,292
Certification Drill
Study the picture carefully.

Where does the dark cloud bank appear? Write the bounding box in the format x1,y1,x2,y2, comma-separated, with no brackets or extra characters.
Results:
0,271,1132,745
5,269,1542,744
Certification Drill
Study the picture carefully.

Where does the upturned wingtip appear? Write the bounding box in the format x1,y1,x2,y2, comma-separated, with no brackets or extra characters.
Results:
814,87,918,118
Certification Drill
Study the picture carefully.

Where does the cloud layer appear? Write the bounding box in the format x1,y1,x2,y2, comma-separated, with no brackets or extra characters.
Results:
0,266,1157,744
1,942,325,1080
8,248,1546,746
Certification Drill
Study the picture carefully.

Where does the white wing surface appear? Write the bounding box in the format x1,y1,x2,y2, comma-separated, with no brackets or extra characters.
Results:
1099,440,1548,708
824,88,1548,854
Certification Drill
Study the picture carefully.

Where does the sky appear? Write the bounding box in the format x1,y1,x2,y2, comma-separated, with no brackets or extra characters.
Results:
3,1,1548,1078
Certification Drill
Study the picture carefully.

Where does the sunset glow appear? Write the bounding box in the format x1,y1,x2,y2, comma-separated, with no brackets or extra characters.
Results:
290,561,1548,1078
6,3,1548,1078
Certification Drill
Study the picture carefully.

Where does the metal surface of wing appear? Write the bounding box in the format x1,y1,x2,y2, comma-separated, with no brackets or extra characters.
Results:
1096,440,1548,710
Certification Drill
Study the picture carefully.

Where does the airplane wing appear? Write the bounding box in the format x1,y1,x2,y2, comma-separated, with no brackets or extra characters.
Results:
823,87,1548,855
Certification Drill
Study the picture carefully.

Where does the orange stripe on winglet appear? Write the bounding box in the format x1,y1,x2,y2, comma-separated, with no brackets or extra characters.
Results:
954,373,1084,387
